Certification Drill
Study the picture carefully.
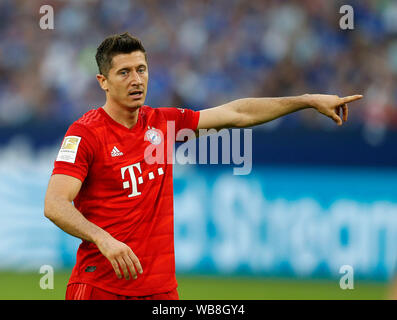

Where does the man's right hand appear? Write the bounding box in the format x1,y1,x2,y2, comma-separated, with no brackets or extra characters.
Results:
95,234,143,280
45,174,143,281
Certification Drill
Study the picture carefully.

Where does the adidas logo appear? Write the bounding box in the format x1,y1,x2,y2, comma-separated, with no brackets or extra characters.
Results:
111,146,123,157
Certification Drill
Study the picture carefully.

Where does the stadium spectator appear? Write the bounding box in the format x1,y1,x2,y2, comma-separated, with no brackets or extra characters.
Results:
0,0,395,136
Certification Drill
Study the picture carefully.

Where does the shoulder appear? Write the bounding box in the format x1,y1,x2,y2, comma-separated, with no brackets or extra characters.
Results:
140,105,168,122
75,108,104,128
69,108,106,134
65,109,104,146
146,106,188,119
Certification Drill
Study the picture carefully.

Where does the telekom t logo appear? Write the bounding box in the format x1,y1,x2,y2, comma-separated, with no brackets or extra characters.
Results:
121,162,143,197
120,162,165,197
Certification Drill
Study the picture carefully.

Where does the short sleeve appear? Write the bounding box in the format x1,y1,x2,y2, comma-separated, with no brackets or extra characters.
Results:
52,123,96,183
159,107,200,133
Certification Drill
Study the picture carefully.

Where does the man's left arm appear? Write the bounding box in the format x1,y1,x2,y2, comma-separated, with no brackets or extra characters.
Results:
196,94,363,130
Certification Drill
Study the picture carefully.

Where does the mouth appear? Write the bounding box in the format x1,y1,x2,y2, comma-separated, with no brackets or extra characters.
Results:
128,89,144,100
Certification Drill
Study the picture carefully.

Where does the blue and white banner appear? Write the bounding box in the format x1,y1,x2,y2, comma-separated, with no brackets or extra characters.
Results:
173,165,397,280
1,138,397,280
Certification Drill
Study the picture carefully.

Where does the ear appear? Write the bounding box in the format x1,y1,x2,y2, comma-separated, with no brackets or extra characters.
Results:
96,74,109,92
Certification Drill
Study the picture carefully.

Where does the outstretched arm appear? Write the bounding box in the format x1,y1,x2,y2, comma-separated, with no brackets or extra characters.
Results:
196,94,363,130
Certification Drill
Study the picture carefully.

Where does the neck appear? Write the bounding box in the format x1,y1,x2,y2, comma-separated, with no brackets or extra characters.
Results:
102,100,140,129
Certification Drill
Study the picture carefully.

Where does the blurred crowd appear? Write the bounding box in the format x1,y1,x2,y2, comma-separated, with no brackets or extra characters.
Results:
1,0,397,134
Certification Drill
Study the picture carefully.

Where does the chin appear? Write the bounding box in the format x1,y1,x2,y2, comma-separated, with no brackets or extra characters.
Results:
125,101,143,110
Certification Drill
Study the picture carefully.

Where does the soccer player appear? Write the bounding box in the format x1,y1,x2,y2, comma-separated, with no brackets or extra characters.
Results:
44,32,362,300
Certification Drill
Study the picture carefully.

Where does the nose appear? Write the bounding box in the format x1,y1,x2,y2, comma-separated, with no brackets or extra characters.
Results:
130,70,143,86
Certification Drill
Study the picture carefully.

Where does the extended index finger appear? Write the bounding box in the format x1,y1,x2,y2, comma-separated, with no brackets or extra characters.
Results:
340,94,363,104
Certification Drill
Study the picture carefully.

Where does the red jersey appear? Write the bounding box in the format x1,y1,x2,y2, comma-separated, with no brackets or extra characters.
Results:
52,105,200,296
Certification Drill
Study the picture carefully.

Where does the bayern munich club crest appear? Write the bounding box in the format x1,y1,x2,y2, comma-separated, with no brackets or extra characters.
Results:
145,127,162,145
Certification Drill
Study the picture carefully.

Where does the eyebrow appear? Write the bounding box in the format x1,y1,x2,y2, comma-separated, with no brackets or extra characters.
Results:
116,64,147,73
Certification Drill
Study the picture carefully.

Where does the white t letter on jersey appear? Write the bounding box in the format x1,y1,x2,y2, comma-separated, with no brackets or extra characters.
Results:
121,162,142,197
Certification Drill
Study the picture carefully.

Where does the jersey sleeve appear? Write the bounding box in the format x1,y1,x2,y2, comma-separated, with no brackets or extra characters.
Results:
52,123,96,183
159,107,200,133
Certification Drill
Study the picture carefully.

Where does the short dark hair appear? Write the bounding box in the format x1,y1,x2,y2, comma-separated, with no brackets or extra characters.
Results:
95,32,146,76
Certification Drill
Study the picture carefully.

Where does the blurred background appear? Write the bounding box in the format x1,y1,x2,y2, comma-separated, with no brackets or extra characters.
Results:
0,0,397,299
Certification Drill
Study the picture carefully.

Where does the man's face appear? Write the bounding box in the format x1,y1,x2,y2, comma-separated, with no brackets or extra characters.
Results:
98,51,148,110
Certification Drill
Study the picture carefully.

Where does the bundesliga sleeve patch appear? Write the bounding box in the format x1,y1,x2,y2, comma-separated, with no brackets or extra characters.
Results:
56,136,82,163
